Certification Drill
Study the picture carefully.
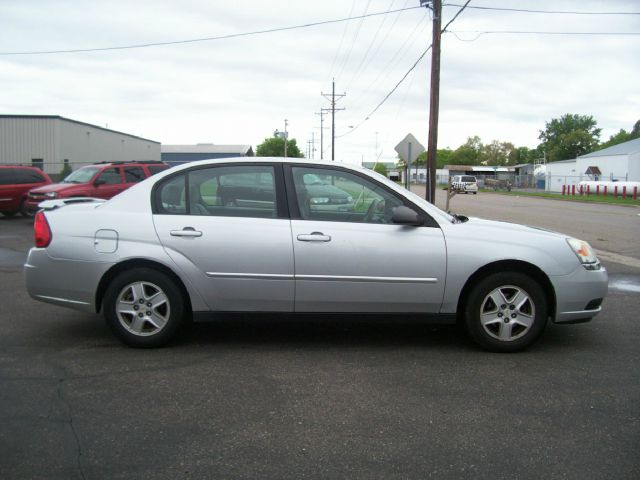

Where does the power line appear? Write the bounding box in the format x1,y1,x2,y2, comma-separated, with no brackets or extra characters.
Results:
443,3,640,15
0,5,422,56
335,0,373,81
448,30,640,41
336,43,433,138
328,0,358,82
336,0,472,138
345,0,399,91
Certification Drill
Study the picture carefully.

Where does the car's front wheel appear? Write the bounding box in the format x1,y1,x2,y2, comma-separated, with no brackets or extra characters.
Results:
103,268,186,347
464,272,548,352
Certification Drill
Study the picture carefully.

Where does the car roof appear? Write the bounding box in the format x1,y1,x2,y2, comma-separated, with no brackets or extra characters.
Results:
0,165,42,170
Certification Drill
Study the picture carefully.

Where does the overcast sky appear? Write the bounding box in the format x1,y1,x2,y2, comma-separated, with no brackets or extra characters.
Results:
0,0,638,165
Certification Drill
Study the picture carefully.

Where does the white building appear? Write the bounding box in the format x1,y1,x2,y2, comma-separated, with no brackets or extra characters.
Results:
0,115,160,175
545,138,640,192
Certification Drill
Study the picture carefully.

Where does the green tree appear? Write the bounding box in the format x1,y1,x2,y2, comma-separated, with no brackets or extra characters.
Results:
373,162,388,177
538,114,601,161
598,119,640,150
479,140,516,166
256,135,304,158
448,136,483,165
415,148,453,169
59,162,72,179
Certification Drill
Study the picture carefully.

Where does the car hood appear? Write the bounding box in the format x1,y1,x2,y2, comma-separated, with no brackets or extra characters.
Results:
464,217,566,239
307,184,350,198
30,183,88,194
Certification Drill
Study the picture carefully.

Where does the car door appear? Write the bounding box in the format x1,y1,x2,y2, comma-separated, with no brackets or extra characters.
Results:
0,168,19,212
286,165,447,313
92,167,126,199
152,163,294,312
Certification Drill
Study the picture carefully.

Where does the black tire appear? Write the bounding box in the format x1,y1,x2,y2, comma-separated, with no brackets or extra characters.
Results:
20,200,34,218
464,272,548,352
103,267,186,348
1,211,17,217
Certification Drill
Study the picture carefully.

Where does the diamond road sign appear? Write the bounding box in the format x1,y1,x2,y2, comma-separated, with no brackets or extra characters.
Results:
394,133,425,163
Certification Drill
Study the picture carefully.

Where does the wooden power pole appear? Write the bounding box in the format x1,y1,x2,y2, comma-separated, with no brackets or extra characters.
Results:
426,0,441,204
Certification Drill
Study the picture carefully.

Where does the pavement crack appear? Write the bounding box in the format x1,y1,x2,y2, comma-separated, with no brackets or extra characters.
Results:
56,376,87,480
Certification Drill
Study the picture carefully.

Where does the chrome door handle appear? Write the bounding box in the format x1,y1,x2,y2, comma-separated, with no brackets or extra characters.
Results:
297,232,331,242
170,228,202,237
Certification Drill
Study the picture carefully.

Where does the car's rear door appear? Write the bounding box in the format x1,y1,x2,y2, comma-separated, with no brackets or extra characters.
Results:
152,163,294,312
286,164,446,313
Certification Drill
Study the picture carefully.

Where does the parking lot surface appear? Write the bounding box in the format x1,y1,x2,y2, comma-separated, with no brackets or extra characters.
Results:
1,193,639,479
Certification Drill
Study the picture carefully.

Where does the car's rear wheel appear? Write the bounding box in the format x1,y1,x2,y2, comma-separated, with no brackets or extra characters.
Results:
1,210,17,217
103,268,185,347
464,272,547,352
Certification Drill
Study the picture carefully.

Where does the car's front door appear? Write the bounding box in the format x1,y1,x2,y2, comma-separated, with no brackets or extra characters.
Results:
152,164,294,312
92,167,126,199
287,165,446,313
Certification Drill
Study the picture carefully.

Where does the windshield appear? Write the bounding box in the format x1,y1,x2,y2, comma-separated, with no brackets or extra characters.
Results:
62,166,100,184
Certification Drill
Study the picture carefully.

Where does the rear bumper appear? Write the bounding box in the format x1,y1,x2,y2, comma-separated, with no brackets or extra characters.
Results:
24,247,113,313
550,264,608,324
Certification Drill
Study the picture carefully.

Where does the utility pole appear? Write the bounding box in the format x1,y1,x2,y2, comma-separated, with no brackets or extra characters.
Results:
315,110,329,160
284,118,288,158
321,79,345,161
425,0,441,204
310,131,316,160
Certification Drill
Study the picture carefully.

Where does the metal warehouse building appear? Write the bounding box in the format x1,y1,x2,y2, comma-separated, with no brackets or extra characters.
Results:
161,144,254,165
545,137,640,192
0,115,160,175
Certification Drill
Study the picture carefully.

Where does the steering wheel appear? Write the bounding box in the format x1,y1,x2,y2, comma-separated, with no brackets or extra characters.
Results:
364,199,382,223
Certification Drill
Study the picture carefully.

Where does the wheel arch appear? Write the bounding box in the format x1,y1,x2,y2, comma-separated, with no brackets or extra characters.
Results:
95,259,192,315
456,260,556,321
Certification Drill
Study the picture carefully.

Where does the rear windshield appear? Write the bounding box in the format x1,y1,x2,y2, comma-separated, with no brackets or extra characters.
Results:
62,166,100,184
461,176,476,182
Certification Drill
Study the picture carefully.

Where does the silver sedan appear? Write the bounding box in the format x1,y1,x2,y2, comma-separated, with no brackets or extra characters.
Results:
24,158,608,351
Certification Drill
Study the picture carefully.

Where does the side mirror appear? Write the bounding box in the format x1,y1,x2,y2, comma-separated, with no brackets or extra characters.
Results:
94,179,105,186
392,206,423,226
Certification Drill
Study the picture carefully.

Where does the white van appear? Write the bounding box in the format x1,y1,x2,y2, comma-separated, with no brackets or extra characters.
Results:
451,175,478,194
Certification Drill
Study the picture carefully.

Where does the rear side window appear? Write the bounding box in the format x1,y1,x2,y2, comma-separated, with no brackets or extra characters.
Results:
124,167,145,183
157,175,186,214
188,166,277,218
0,169,16,185
14,169,46,184
154,166,278,218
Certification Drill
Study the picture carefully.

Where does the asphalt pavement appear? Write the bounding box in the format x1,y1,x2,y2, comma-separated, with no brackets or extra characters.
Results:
1,194,639,480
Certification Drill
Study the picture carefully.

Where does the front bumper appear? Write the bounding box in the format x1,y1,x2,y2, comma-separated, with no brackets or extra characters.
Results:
550,264,608,324
24,247,113,313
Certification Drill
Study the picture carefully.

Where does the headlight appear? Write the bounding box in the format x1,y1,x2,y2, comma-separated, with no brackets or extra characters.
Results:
44,192,58,198
566,238,600,270
310,197,329,204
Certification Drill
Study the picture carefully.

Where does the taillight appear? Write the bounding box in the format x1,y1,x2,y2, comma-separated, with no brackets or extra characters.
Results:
34,211,52,248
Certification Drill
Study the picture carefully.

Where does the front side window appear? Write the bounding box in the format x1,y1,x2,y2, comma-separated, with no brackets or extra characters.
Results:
97,168,122,185
291,167,404,224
